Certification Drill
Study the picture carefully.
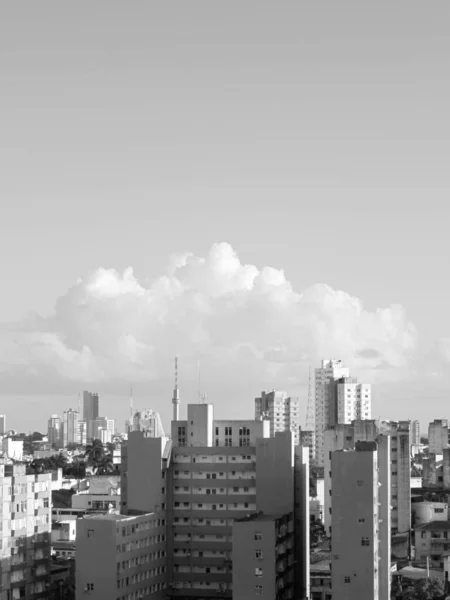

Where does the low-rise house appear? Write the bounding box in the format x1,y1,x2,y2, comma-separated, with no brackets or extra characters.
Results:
414,521,450,569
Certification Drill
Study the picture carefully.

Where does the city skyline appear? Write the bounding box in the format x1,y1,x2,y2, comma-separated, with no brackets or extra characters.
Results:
1,3,450,431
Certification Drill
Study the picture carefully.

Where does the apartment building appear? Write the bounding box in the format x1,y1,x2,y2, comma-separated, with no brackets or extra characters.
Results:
411,420,421,446
48,414,62,448
429,419,449,455
336,377,371,423
314,360,350,467
75,512,167,599
324,420,411,537
413,521,450,569
255,390,301,445
72,476,121,512
299,429,315,464
132,409,165,437
0,462,52,599
331,441,391,600
63,409,80,447
0,415,5,436
232,512,295,600
121,400,309,599
83,391,99,442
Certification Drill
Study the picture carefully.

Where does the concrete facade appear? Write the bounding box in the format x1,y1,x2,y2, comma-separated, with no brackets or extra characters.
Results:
63,409,80,447
414,521,450,568
83,391,99,442
0,463,52,599
336,378,371,424
255,390,301,446
1,438,24,461
324,420,411,536
232,513,295,600
132,409,165,437
48,414,62,448
429,419,449,455
412,501,449,527
75,512,167,599
331,442,391,600
411,420,421,446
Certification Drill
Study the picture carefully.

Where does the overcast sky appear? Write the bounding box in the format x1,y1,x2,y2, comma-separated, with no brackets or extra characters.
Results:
0,2,449,433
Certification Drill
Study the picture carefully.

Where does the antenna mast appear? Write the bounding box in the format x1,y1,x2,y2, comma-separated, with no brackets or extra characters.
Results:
129,385,134,433
172,356,180,422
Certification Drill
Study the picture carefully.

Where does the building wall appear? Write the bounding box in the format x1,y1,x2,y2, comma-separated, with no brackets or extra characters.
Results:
256,432,294,516
1,438,24,460
0,463,52,599
429,419,449,455
411,420,421,446
187,404,214,447
414,524,450,568
76,513,166,599
336,380,371,424
255,390,301,446
232,514,295,600
63,409,80,447
294,445,310,600
314,359,350,467
331,444,380,600
48,414,62,448
412,502,448,526
0,415,6,435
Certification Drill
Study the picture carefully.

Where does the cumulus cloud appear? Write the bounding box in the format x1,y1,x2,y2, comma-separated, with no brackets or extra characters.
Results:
0,242,419,393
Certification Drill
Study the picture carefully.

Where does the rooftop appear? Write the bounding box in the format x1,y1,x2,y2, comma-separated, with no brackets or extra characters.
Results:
81,512,154,522
236,511,288,523
415,520,450,531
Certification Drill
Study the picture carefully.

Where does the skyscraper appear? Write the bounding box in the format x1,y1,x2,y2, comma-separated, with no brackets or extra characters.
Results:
255,390,301,445
83,390,99,442
411,419,421,446
428,419,448,454
0,414,6,435
47,414,62,448
62,409,80,447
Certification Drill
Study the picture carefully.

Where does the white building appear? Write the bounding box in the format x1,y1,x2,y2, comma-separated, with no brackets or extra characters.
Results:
336,378,371,423
1,437,24,460
63,409,80,446
255,390,301,445
315,359,350,467
132,409,165,437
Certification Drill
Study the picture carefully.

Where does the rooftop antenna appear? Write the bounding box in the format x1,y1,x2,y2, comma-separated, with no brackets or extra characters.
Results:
197,361,201,403
172,356,180,422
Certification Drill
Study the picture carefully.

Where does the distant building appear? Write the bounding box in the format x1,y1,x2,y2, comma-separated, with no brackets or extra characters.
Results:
75,512,167,599
132,409,165,437
78,420,87,446
411,420,421,446
0,462,52,598
83,390,99,442
299,428,316,464
72,476,120,512
1,437,24,460
428,419,448,455
0,414,6,435
336,377,371,423
48,414,63,448
63,409,80,446
331,441,391,600
255,390,301,445
413,521,450,569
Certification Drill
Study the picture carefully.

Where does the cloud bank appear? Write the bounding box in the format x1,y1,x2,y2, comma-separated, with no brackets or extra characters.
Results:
0,242,422,396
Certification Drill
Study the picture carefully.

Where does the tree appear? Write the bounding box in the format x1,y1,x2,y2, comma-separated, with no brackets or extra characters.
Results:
401,577,444,600
84,439,105,468
94,454,115,476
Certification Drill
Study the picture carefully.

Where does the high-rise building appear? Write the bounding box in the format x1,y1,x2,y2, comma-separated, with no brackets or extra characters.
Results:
121,400,310,599
324,420,411,537
48,413,62,448
132,409,165,437
78,420,87,446
83,390,99,442
428,419,448,454
255,390,301,445
299,428,315,464
336,377,371,423
63,409,80,447
75,512,167,599
331,441,391,600
0,462,52,598
0,414,6,435
315,359,372,466
315,359,350,466
411,420,421,446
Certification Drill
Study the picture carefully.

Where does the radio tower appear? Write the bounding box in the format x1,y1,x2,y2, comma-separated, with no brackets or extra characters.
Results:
305,366,315,432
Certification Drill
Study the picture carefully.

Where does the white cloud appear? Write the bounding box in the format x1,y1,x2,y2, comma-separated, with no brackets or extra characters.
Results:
0,242,419,392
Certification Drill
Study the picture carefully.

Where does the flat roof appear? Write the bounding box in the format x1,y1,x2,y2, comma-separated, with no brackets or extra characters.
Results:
81,512,155,522
235,511,290,523
415,520,450,531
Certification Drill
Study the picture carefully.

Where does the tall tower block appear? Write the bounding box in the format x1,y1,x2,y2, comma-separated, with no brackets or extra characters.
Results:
172,356,180,421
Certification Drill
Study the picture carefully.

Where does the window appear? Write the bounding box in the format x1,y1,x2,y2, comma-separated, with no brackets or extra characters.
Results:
255,532,263,541
356,480,363,486
86,583,94,591
255,585,263,595
435,508,445,514
255,567,263,577
255,550,263,559
87,529,94,538
361,537,370,546
358,518,365,523
344,576,351,583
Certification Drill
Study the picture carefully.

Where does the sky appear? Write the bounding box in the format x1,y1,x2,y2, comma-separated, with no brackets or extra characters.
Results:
0,2,449,433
